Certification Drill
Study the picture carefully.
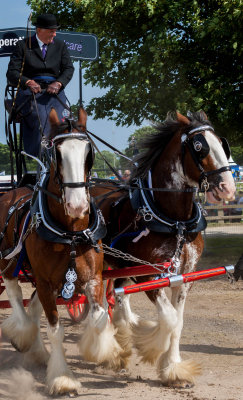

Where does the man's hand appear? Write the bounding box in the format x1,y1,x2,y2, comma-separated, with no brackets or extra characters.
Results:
25,80,41,94
47,81,62,94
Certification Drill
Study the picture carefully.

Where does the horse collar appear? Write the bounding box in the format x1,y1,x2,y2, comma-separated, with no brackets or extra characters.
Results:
130,177,207,234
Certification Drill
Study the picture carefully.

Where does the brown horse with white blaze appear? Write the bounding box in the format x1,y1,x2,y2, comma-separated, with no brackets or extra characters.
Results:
91,111,236,388
0,108,122,396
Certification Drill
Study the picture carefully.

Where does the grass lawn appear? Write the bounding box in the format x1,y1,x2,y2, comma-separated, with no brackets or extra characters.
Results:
199,234,242,269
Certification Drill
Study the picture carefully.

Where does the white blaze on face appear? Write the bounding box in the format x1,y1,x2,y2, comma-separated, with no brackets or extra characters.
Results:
59,138,90,218
204,131,236,203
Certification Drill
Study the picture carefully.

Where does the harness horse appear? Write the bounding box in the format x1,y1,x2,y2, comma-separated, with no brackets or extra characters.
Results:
0,108,123,396
0,108,236,394
91,111,236,388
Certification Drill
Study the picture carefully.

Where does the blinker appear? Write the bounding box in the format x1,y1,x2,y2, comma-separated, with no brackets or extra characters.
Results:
87,143,95,172
220,137,231,160
188,133,210,161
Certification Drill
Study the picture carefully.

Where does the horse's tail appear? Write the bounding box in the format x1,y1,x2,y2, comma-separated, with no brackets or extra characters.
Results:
233,253,243,281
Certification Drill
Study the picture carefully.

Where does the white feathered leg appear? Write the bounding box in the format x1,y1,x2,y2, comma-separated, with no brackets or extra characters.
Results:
132,289,178,364
114,294,140,325
24,291,49,366
46,321,81,396
1,278,37,352
157,285,201,387
79,302,123,369
112,294,139,368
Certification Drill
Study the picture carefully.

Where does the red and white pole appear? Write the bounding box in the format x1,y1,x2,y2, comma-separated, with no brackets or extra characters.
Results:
114,265,235,295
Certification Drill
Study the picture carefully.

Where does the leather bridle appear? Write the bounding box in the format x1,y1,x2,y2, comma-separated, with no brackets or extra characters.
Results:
40,127,95,204
181,125,231,191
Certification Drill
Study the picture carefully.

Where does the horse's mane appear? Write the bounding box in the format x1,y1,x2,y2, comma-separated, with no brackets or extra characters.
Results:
130,111,213,179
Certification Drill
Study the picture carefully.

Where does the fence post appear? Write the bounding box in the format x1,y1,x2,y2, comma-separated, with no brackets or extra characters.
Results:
218,207,225,224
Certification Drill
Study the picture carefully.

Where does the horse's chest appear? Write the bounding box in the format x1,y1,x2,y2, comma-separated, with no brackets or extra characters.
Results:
76,252,101,282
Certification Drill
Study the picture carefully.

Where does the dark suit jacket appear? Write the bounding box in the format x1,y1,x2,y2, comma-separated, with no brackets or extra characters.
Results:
7,35,74,88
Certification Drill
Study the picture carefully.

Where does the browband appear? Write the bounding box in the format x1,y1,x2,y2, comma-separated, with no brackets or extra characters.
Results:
52,133,88,143
188,125,215,135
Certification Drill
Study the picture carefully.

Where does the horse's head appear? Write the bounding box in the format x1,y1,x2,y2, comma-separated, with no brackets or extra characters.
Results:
179,111,236,203
132,111,235,205
48,107,94,218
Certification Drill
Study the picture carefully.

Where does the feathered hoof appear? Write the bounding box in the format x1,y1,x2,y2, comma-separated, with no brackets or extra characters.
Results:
157,359,201,387
2,316,38,353
167,380,195,389
10,339,26,352
48,375,81,396
131,319,166,365
79,321,124,370
102,350,129,372
23,345,50,366
114,322,133,369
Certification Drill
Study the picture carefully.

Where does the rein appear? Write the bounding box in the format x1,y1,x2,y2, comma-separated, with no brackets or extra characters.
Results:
35,121,231,208
50,95,132,166
74,124,230,197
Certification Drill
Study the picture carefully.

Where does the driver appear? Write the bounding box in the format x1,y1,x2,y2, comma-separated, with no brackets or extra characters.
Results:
6,13,74,156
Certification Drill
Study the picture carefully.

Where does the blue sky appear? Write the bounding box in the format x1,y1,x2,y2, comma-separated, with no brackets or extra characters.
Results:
0,1,145,151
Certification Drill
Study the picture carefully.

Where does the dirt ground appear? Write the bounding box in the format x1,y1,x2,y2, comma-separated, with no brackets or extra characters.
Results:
0,275,243,400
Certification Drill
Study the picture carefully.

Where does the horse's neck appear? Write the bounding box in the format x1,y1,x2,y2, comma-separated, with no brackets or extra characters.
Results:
151,153,194,221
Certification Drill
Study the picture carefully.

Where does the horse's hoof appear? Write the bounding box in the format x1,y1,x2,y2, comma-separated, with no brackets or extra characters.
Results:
11,340,21,352
170,380,194,389
48,376,81,396
11,339,30,353
69,391,78,398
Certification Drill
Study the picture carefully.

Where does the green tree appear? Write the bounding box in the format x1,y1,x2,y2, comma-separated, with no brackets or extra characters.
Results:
119,125,155,171
0,143,37,176
92,150,120,178
0,143,13,175
231,147,243,166
28,0,243,143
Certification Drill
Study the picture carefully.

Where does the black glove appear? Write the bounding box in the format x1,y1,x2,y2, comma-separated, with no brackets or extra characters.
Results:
47,81,62,94
25,80,41,94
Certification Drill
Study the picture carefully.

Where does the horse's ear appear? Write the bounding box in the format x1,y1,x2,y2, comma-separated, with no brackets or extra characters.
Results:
49,108,60,126
199,110,208,120
176,112,190,126
78,107,87,132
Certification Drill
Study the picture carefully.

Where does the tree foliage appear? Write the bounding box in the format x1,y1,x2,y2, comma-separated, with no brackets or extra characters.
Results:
92,150,120,178
0,143,37,175
0,143,13,175
118,125,154,170
231,147,243,166
28,0,243,143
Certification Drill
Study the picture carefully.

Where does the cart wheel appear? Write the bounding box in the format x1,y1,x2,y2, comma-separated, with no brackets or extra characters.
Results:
66,294,89,323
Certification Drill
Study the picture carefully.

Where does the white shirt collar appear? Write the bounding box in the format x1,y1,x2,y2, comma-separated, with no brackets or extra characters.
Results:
36,33,45,49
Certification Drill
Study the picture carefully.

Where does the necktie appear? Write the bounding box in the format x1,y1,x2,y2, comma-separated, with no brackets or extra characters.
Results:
42,44,47,59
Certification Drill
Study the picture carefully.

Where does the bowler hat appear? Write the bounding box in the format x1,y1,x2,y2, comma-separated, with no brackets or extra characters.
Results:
33,14,60,29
